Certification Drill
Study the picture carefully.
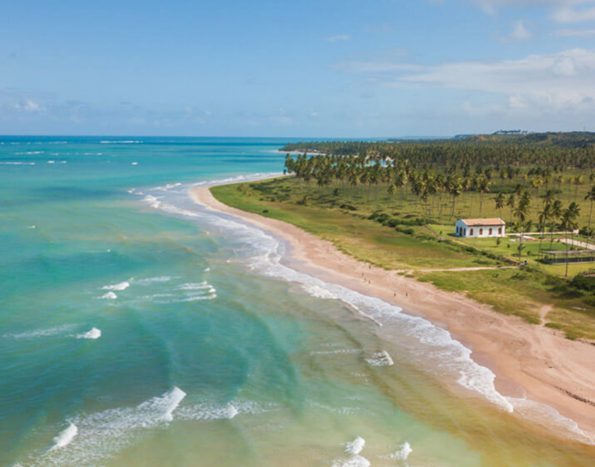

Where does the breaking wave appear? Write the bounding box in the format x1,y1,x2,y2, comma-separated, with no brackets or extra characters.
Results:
99,291,118,300
102,281,130,291
333,436,370,467
25,389,273,466
99,140,143,144
388,442,412,462
49,423,78,451
76,328,102,340
366,350,394,367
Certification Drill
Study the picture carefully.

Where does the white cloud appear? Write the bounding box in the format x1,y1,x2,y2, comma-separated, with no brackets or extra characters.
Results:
471,1,595,23
555,26,595,34
14,98,43,112
472,0,563,15
344,49,595,113
509,20,532,40
327,34,351,42
337,61,421,73
552,4,595,22
399,49,595,106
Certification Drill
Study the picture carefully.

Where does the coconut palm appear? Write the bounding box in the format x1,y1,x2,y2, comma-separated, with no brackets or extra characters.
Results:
514,191,531,261
506,194,515,218
585,185,595,232
494,192,505,215
477,176,491,217
447,176,463,218
560,202,581,277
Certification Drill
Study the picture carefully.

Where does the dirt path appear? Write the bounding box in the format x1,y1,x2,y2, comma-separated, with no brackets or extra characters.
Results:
539,305,553,326
558,238,595,250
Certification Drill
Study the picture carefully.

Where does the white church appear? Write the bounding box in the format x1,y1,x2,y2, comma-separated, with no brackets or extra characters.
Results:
455,218,506,238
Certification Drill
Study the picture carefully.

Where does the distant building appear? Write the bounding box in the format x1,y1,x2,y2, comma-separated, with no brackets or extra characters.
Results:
455,218,506,238
493,130,528,136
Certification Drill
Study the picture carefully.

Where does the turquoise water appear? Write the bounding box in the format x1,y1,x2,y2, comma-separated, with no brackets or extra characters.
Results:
1,137,593,466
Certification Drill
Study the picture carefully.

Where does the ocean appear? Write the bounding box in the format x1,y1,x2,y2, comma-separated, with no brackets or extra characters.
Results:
0,136,593,466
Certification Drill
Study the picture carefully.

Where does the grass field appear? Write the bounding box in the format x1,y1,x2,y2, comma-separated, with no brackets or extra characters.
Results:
212,177,595,340
427,225,592,278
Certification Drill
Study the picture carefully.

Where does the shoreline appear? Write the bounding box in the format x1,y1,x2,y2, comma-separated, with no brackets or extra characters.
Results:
190,182,595,441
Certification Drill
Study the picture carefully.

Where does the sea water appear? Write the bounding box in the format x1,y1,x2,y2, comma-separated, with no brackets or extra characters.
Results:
1,136,593,466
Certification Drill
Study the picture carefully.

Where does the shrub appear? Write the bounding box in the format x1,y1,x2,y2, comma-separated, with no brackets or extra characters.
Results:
395,226,415,235
570,273,595,292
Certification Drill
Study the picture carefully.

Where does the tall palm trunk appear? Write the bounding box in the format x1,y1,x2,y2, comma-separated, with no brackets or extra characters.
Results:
565,231,570,278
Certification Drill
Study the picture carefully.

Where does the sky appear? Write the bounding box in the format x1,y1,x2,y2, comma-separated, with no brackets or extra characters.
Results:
1,0,595,137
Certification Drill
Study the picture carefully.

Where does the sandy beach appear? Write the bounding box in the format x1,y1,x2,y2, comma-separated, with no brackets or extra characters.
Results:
192,184,595,439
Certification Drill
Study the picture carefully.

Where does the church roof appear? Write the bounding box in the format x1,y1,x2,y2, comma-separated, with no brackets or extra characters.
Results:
459,218,505,226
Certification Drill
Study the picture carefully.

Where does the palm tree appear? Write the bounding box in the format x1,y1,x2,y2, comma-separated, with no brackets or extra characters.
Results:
477,176,491,217
514,191,531,261
537,204,550,253
585,185,595,233
549,199,562,249
560,202,581,277
506,194,516,219
494,192,505,218
448,176,463,218
573,175,585,201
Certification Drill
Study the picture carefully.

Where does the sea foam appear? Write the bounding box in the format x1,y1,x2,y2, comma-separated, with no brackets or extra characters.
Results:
50,423,78,451
157,387,187,422
175,401,253,422
29,387,186,466
507,397,594,445
3,324,77,340
389,442,412,461
99,291,118,300
28,393,271,466
366,350,394,367
99,140,142,144
102,281,130,291
345,436,365,455
77,328,102,340
134,275,173,285
332,436,370,467
137,279,217,304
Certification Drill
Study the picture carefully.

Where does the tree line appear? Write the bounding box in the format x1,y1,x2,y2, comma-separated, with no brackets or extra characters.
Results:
282,140,595,236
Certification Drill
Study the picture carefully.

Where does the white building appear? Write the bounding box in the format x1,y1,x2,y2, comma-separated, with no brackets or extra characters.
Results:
455,218,506,238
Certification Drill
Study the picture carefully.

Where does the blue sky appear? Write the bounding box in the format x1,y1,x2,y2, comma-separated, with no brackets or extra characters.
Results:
1,0,594,136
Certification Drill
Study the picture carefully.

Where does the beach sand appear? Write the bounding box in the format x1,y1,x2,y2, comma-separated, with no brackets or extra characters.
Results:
191,185,595,438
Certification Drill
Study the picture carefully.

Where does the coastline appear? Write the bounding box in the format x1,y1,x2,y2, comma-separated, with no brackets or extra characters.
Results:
190,182,595,440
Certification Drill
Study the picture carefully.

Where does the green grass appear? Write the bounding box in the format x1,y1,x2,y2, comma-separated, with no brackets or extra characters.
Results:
416,269,544,324
213,180,500,270
428,224,594,278
211,177,595,341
